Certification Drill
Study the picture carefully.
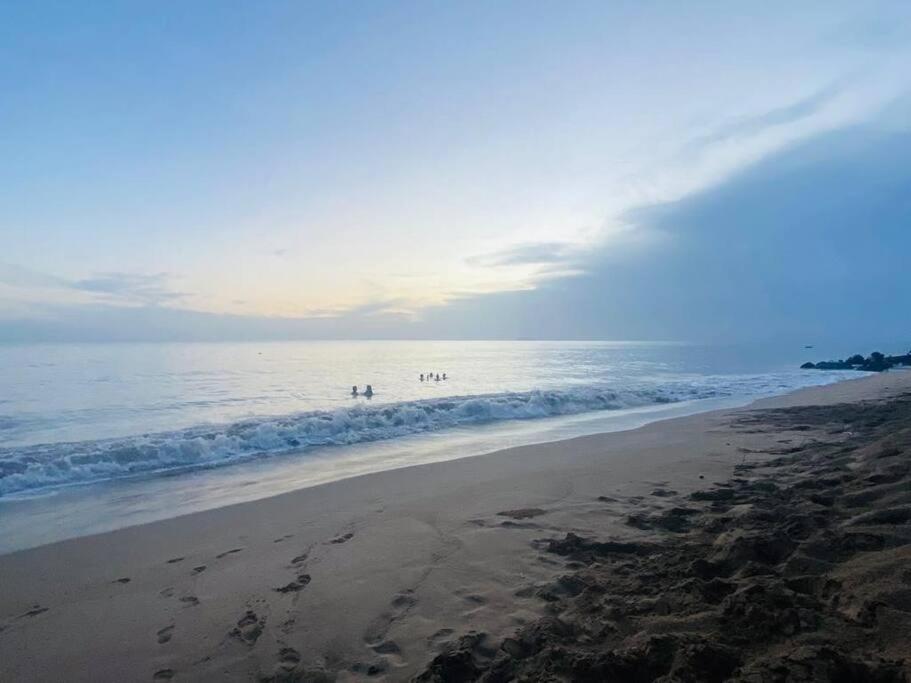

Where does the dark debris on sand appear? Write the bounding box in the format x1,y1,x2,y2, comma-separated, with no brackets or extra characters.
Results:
414,394,911,682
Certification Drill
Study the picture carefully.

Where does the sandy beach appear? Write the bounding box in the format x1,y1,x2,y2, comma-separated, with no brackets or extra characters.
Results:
1,371,910,682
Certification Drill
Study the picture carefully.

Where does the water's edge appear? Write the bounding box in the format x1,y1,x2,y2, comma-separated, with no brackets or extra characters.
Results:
0,372,850,499
0,380,842,555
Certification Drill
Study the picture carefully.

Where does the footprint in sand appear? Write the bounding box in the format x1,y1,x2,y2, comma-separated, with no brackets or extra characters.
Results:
500,519,540,529
277,646,301,670
216,548,244,559
20,605,48,618
166,557,184,564
461,594,488,616
650,488,678,497
498,508,547,520
372,640,401,655
514,585,537,598
179,596,200,607
328,533,354,545
113,577,131,584
428,628,454,648
191,565,207,575
288,552,310,569
364,590,417,644
153,669,174,680
390,591,416,610
230,610,265,646
159,587,175,598
351,661,387,677
157,625,174,644
369,639,405,670
274,573,312,594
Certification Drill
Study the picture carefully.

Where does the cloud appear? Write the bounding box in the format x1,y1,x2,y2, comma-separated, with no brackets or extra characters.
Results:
410,114,911,344
0,299,417,342
0,265,187,313
687,80,848,150
0,263,68,289
72,272,186,306
5,100,910,344
466,242,577,268
827,4,911,51
282,297,412,320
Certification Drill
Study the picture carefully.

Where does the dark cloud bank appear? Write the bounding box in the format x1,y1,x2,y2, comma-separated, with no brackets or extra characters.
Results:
420,119,911,345
4,115,910,345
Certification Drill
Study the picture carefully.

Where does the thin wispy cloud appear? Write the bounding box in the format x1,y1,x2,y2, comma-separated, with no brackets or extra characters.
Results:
0,262,68,289
72,273,186,307
0,265,187,311
466,242,577,268
686,80,849,151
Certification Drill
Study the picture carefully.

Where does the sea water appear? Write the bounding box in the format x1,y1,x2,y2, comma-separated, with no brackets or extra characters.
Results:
0,340,855,551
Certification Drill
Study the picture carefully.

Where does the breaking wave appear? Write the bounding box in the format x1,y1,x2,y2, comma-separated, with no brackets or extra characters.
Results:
0,373,849,497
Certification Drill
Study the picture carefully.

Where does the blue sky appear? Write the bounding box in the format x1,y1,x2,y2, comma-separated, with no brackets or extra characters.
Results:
2,1,910,341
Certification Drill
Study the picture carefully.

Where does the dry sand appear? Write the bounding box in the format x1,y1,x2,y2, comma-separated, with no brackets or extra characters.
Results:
1,371,909,682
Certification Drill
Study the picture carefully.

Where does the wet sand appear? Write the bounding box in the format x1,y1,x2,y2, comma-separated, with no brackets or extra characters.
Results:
1,371,909,681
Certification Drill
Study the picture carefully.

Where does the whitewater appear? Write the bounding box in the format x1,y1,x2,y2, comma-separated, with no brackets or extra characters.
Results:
0,340,856,499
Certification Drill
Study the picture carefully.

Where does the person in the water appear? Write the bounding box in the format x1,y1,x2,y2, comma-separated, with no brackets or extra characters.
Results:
351,385,358,396
442,373,447,380
364,384,374,397
420,373,424,381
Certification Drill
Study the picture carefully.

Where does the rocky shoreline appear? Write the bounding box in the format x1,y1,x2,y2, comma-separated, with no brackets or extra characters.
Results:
416,394,911,682
801,350,911,373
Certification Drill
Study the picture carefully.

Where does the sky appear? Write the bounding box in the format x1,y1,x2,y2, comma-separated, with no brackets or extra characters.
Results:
2,1,910,342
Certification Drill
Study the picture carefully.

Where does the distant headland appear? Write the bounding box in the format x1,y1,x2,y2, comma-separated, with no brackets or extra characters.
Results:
801,350,911,372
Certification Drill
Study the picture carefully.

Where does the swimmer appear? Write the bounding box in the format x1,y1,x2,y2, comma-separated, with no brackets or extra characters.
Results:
435,374,440,381
442,373,447,380
420,373,424,381
364,384,374,398
351,385,358,396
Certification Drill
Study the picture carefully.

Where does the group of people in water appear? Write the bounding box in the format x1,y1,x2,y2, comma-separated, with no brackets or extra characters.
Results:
351,372,449,397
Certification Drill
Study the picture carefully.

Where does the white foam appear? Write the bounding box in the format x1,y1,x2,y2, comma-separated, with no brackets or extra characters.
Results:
0,371,851,497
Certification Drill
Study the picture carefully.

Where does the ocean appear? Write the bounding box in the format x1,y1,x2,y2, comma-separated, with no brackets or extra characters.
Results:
0,340,854,551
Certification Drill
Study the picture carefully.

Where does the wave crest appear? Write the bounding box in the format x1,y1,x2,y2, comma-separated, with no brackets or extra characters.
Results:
0,371,851,497
0,385,704,496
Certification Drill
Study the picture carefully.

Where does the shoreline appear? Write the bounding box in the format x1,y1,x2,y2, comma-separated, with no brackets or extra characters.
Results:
0,392,760,555
1,370,909,681
0,373,865,556
0,364,856,510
